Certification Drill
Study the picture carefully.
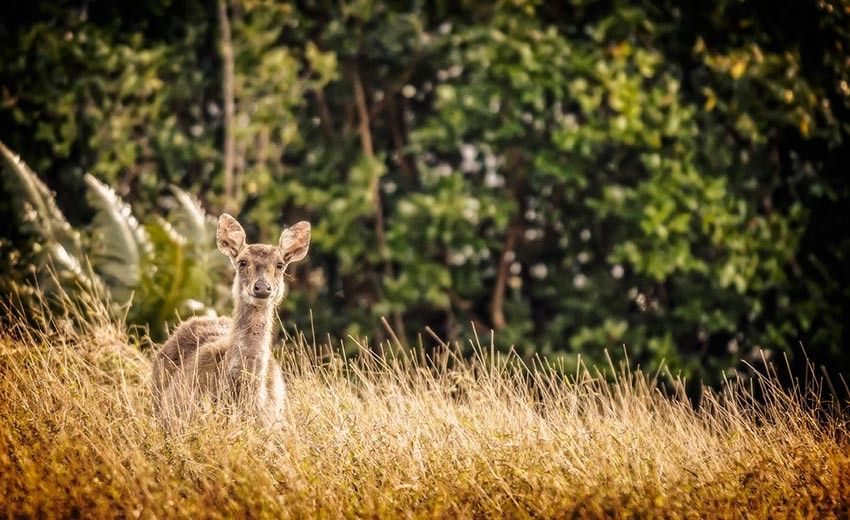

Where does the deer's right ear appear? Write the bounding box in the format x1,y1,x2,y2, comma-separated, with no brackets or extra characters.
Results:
216,213,246,260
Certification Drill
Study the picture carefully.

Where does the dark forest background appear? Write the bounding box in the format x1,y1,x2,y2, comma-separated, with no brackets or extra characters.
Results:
1,0,849,384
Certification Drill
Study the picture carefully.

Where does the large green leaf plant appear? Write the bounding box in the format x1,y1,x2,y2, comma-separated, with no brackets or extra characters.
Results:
0,140,227,339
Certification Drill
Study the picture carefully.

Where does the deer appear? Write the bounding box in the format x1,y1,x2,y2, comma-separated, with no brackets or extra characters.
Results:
151,213,311,427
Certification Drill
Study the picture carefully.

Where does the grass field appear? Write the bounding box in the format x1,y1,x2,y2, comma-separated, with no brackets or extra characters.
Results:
1,291,849,518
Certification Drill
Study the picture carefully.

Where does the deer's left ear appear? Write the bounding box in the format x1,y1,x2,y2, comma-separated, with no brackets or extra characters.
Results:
279,221,311,264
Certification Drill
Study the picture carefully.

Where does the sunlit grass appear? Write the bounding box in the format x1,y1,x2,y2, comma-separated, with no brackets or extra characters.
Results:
1,288,848,518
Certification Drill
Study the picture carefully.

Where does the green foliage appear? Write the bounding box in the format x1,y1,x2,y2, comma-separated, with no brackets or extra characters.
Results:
2,0,849,381
1,141,225,339
0,141,91,299
84,173,146,304
130,187,229,339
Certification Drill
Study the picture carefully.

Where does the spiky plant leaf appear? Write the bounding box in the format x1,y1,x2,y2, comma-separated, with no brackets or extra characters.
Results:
0,140,102,302
83,174,151,304
0,140,83,258
169,185,231,307
134,216,187,337
131,215,218,338
169,185,208,247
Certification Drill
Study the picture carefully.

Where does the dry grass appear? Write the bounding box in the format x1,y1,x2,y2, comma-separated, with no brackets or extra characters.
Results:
1,290,849,519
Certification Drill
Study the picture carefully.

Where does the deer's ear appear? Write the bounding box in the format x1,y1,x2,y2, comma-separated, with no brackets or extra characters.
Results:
216,213,246,259
279,221,311,264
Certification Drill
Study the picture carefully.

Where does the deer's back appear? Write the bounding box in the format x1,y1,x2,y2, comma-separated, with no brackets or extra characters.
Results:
151,316,230,397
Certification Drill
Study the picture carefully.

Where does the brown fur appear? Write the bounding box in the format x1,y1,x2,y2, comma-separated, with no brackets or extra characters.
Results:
151,316,230,401
152,214,311,427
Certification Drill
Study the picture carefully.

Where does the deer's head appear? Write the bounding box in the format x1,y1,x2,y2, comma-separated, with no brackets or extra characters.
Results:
216,213,311,306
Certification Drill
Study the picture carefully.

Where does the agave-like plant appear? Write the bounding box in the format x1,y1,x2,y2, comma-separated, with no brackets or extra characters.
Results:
83,173,149,305
0,141,99,309
131,191,230,339
0,140,227,340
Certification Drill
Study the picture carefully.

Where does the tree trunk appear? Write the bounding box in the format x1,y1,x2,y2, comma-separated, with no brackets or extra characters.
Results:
491,224,521,331
350,61,406,342
218,0,237,213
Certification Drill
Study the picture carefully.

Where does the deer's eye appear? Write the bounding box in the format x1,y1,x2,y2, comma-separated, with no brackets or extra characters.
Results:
238,259,248,268
276,263,285,270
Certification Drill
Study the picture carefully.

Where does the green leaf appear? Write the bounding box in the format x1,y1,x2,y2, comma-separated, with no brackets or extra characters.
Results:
84,173,146,304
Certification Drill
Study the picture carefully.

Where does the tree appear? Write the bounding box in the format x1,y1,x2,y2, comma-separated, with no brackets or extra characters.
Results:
2,0,849,382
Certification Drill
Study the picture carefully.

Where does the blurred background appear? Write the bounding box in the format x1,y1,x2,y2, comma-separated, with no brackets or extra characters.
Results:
1,0,848,385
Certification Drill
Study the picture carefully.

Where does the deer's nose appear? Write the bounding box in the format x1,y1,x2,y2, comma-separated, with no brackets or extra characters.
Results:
252,280,272,299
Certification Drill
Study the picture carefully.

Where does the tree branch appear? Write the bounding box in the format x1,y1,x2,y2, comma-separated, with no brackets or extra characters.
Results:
491,224,520,331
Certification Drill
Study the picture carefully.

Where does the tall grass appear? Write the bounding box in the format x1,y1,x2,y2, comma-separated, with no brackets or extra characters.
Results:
1,288,848,518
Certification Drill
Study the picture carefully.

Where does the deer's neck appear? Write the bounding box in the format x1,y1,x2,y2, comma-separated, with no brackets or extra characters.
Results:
228,301,275,378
